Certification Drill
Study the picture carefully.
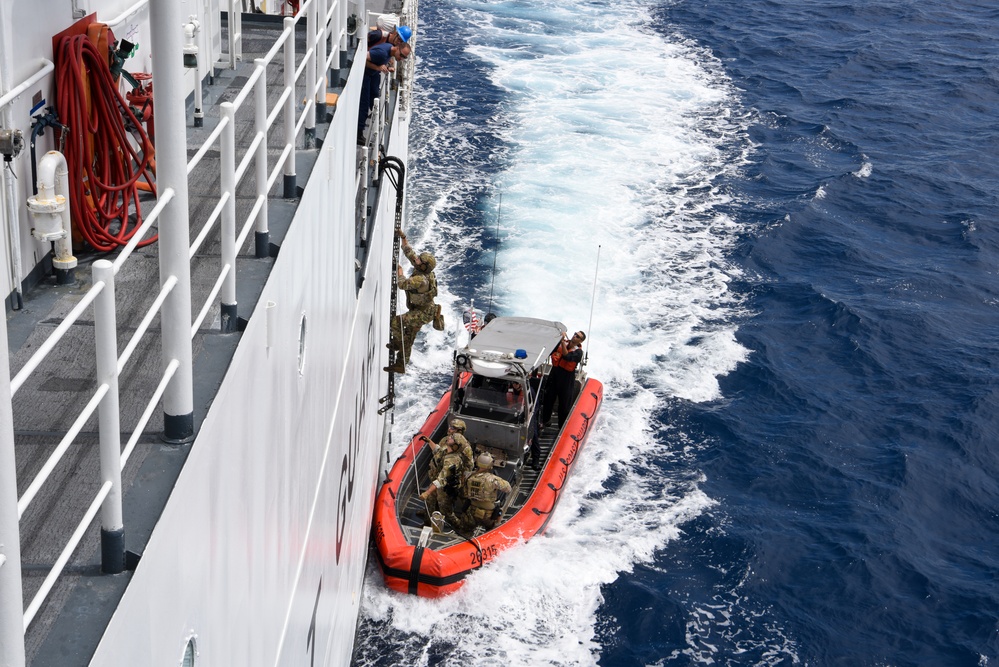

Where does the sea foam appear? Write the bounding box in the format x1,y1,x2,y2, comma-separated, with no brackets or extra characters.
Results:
357,0,752,662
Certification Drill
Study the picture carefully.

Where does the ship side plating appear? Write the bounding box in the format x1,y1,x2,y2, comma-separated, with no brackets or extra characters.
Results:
0,0,413,664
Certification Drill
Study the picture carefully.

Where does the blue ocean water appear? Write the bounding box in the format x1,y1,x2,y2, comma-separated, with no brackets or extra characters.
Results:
353,0,999,665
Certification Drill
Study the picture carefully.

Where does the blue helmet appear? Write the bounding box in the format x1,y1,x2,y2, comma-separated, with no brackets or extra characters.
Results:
396,25,412,43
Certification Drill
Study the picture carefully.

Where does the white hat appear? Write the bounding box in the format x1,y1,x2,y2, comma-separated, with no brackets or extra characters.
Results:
376,13,399,32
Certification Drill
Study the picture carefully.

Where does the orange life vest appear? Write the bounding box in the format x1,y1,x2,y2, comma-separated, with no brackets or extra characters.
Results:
554,355,579,372
553,341,580,372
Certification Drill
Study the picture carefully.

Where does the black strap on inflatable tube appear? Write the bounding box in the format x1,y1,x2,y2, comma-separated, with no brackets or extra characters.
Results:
375,548,469,590
408,542,426,595
550,465,569,493
532,482,561,516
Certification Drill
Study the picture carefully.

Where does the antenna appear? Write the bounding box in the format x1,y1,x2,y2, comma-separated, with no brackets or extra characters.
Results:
584,245,601,366
486,193,501,316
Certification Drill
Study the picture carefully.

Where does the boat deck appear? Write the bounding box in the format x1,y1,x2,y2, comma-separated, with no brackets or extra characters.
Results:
6,17,366,665
396,422,563,550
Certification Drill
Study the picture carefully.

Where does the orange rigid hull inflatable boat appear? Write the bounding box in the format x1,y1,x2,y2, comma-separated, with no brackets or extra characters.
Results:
373,316,603,597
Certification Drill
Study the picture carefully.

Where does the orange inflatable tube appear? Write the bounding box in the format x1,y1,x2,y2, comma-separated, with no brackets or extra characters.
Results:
373,378,603,597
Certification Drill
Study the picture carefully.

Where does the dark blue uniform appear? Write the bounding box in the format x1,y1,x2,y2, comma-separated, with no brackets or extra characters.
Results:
358,42,393,136
542,346,582,428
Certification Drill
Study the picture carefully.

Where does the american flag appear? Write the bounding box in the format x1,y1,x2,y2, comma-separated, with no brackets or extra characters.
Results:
463,307,480,334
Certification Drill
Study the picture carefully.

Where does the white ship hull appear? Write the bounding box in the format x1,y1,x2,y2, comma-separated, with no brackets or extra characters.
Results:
0,1,412,664
92,65,407,667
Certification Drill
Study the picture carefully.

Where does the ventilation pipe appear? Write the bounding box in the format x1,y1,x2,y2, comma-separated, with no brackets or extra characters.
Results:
27,151,76,284
183,16,203,127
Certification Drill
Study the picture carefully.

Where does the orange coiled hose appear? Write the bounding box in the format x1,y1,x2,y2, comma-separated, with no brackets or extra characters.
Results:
56,33,157,251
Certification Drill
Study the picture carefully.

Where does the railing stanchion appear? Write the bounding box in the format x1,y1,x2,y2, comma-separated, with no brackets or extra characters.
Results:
236,6,243,64
337,1,346,85
221,103,238,332
316,0,329,121
0,254,25,665
305,0,318,147
150,0,195,443
341,0,349,56
254,58,271,258
360,142,370,246
227,2,240,69
93,260,125,573
283,18,298,197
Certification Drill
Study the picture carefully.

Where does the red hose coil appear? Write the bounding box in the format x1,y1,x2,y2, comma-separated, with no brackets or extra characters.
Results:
56,34,157,251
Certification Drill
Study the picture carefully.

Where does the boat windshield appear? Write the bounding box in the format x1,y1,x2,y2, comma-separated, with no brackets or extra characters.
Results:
456,376,526,424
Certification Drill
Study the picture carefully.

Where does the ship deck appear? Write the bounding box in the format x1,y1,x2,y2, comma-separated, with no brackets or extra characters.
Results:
5,16,373,665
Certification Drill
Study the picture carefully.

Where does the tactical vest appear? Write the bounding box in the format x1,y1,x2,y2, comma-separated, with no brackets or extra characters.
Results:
407,272,437,309
465,471,500,509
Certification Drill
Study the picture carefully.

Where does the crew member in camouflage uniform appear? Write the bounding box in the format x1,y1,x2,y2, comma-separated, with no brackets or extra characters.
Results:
424,418,474,480
418,435,465,523
386,230,438,374
455,453,512,532
446,418,474,470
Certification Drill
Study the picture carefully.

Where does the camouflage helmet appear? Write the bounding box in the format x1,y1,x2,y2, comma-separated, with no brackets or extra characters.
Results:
449,418,466,432
417,252,436,272
475,452,494,469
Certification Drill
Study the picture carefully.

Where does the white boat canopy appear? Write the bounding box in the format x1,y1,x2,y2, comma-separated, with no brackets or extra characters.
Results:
460,316,566,377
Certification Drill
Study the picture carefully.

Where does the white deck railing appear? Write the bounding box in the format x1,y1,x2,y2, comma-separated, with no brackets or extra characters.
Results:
0,0,385,658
